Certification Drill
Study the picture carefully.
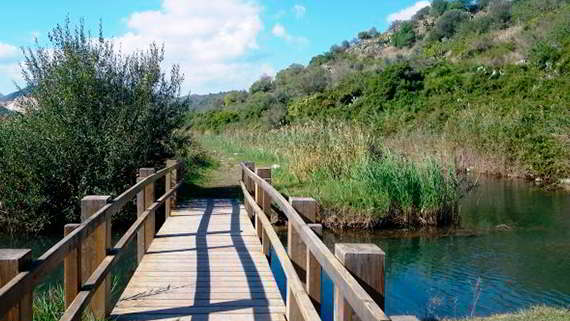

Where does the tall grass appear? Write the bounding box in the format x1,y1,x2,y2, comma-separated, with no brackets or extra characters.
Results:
198,122,462,229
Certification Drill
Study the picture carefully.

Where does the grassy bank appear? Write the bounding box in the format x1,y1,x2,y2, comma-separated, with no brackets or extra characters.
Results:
198,123,464,229
446,306,570,321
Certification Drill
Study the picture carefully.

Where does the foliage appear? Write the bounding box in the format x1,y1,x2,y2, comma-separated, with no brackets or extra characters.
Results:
391,22,417,48
428,9,471,41
431,0,450,17
0,20,189,234
249,75,274,94
199,123,461,228
446,305,570,321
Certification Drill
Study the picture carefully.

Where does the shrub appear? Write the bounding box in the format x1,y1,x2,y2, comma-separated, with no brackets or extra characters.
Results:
431,0,450,17
249,75,274,94
0,20,188,233
391,22,417,48
358,31,373,40
428,9,471,41
529,41,562,69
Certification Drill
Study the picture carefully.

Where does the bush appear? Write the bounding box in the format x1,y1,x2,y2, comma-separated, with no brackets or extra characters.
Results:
529,41,562,69
358,31,372,40
0,20,188,234
249,75,274,94
431,0,450,17
391,22,417,48
428,9,471,41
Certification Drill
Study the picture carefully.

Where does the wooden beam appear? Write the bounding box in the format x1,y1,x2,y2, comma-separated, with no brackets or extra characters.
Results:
81,195,112,319
241,163,389,321
165,160,178,218
240,182,320,321
255,168,271,242
144,169,156,251
0,249,32,321
288,197,317,285
64,224,81,309
137,168,154,264
306,223,322,311
335,244,385,321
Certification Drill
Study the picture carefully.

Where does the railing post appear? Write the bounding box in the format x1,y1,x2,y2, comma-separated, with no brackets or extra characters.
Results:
334,244,385,321
81,195,112,318
165,160,178,218
288,197,319,285
306,223,323,311
0,249,32,321
243,162,255,195
255,168,271,246
64,224,81,309
137,168,155,264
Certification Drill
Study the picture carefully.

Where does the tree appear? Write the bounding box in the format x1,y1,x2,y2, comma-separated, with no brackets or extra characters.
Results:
428,9,471,41
249,75,274,94
431,0,450,17
0,19,189,233
391,22,417,48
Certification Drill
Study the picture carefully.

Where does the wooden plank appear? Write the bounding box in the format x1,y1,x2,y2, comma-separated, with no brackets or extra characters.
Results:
111,198,286,321
0,249,32,321
241,164,389,321
64,224,81,309
241,183,320,321
81,195,112,319
113,313,286,321
335,244,385,321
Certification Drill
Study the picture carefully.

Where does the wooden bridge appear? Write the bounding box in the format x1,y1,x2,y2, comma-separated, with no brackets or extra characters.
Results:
0,160,417,321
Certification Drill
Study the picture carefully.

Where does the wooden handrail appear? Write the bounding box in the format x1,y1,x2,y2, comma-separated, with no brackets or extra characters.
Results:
240,162,389,321
0,161,182,320
240,181,321,321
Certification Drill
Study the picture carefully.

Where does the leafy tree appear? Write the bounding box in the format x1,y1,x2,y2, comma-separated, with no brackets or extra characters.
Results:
391,22,417,48
428,9,471,41
431,0,450,17
0,19,189,233
249,75,274,94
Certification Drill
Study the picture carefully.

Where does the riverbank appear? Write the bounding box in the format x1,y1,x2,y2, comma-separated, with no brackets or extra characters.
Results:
446,306,570,321
196,123,470,230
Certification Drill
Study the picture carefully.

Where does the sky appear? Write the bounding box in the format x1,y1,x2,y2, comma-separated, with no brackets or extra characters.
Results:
0,0,431,95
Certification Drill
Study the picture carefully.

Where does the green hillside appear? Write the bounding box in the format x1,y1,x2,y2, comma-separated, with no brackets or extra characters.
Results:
189,0,570,183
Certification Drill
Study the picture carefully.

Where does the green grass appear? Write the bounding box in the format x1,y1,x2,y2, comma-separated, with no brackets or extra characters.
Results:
197,123,462,229
446,306,570,321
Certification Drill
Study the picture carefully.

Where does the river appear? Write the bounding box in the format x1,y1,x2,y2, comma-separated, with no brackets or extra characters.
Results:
271,177,570,320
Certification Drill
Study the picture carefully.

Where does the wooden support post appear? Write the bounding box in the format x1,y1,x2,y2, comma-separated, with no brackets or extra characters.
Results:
288,197,319,284
0,249,32,321
64,224,81,309
137,168,154,264
166,160,178,217
81,196,112,319
255,168,271,242
334,244,385,321
306,223,322,311
243,162,255,195
286,287,303,321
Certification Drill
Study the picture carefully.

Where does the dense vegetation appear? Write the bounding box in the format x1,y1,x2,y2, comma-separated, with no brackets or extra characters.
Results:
0,20,195,234
189,0,570,184
200,123,463,229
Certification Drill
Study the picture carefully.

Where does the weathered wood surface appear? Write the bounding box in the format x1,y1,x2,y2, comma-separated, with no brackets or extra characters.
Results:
111,199,286,321
241,164,390,321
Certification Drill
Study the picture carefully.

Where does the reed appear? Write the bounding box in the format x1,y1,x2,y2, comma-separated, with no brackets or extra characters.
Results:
198,122,463,229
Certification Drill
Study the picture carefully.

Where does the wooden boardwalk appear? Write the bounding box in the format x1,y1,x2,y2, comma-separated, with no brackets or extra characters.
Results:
111,199,286,321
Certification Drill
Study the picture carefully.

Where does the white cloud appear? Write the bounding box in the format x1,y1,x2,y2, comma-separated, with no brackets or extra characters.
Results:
113,0,270,94
387,1,430,22
271,24,309,46
0,42,19,59
293,5,306,19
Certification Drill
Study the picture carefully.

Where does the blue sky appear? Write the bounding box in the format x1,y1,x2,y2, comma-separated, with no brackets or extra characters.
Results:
0,0,430,95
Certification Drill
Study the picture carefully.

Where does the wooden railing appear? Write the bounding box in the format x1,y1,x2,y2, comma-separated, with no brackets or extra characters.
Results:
0,160,182,321
240,162,390,321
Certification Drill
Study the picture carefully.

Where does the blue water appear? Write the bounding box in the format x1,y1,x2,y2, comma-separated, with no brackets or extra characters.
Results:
269,178,570,320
